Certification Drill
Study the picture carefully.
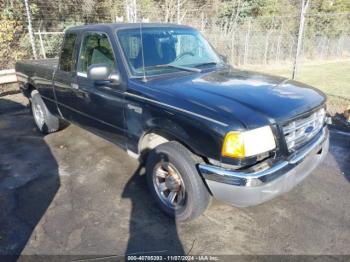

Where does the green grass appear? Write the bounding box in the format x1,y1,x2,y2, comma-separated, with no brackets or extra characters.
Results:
242,60,350,100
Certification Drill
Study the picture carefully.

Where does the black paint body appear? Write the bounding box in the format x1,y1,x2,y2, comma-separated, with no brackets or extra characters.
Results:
16,23,326,168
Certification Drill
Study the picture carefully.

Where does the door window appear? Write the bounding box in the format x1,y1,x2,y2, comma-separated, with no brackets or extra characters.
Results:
77,32,116,75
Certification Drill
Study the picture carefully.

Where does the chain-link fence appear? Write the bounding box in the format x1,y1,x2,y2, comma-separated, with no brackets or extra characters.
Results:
1,1,350,91
31,17,350,63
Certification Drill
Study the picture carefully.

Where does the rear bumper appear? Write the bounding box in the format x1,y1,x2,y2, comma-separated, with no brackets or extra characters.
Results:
198,127,329,207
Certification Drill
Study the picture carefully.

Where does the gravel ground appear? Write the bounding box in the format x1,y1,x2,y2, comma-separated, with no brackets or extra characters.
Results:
0,93,349,259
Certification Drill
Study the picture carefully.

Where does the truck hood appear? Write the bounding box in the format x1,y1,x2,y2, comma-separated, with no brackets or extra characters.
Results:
143,68,326,129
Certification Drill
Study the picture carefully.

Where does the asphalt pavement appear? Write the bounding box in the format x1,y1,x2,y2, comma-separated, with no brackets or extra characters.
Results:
0,94,349,258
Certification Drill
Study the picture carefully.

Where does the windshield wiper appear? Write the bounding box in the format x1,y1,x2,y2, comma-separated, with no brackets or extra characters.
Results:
194,62,220,68
154,64,202,73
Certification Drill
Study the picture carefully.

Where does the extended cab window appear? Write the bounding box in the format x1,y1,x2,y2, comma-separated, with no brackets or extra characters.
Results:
59,33,78,72
77,32,116,75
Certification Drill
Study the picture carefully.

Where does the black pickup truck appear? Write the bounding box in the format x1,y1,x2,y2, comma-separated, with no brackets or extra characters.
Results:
16,23,329,221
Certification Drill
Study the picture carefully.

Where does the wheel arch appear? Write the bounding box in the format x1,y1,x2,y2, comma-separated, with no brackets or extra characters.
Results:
137,127,207,164
24,82,37,98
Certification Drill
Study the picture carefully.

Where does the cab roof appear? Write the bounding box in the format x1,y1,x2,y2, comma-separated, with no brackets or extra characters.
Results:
65,23,193,33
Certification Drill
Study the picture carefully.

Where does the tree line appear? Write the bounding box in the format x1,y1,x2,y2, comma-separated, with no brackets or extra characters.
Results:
1,0,350,69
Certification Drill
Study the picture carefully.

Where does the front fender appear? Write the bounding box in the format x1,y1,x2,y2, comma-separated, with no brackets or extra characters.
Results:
125,99,225,161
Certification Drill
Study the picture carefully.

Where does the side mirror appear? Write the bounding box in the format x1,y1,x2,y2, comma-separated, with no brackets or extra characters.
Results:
88,64,111,81
109,73,121,85
87,64,121,85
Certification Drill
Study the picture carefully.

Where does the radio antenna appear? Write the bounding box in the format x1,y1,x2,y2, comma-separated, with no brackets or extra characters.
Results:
139,22,147,82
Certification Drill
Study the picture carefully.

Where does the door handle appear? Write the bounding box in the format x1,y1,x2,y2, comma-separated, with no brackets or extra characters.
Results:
71,83,79,90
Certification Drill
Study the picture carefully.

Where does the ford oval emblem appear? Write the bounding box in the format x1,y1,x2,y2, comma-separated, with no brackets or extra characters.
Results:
305,126,314,134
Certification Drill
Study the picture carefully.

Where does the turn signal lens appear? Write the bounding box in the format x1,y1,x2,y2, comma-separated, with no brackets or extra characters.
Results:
221,126,276,159
221,131,245,158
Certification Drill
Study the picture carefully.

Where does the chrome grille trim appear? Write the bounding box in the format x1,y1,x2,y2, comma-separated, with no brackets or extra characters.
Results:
283,108,326,151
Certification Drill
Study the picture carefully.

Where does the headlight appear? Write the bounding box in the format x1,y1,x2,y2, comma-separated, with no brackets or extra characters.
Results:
222,126,276,158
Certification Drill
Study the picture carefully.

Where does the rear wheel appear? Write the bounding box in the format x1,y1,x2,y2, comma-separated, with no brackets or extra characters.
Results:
146,141,210,221
30,90,59,134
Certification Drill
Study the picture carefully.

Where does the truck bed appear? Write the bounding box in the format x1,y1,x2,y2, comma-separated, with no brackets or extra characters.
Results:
16,58,59,98
16,58,58,72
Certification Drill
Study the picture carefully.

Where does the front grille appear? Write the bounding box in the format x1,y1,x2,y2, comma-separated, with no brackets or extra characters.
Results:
283,108,325,152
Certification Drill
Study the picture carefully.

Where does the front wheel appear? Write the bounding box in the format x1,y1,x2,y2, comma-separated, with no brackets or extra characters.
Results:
146,141,211,221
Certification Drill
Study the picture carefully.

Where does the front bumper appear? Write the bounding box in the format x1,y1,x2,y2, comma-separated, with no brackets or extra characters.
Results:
198,127,329,207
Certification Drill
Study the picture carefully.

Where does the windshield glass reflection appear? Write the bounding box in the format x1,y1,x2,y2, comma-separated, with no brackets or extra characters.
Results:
117,27,222,76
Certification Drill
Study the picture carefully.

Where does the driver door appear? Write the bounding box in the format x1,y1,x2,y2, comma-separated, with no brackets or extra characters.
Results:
73,31,126,147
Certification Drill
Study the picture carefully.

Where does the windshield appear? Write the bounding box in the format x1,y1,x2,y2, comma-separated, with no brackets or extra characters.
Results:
117,27,222,77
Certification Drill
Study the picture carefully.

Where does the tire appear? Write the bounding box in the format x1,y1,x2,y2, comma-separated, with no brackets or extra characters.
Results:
30,90,59,134
146,141,211,221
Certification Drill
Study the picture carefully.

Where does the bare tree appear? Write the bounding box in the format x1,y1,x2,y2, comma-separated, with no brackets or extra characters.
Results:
162,0,187,23
125,0,137,22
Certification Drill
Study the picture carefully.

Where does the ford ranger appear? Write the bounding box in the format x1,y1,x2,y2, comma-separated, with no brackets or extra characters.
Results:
16,23,329,221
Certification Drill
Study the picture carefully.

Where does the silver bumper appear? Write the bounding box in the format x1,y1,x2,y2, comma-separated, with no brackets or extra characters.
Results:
198,127,329,207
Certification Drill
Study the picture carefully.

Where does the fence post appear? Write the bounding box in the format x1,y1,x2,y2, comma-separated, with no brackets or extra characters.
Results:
200,12,205,32
243,18,251,65
177,0,180,24
292,0,309,80
336,36,343,57
264,32,270,65
289,38,295,60
23,0,37,59
275,22,283,63
38,30,46,59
